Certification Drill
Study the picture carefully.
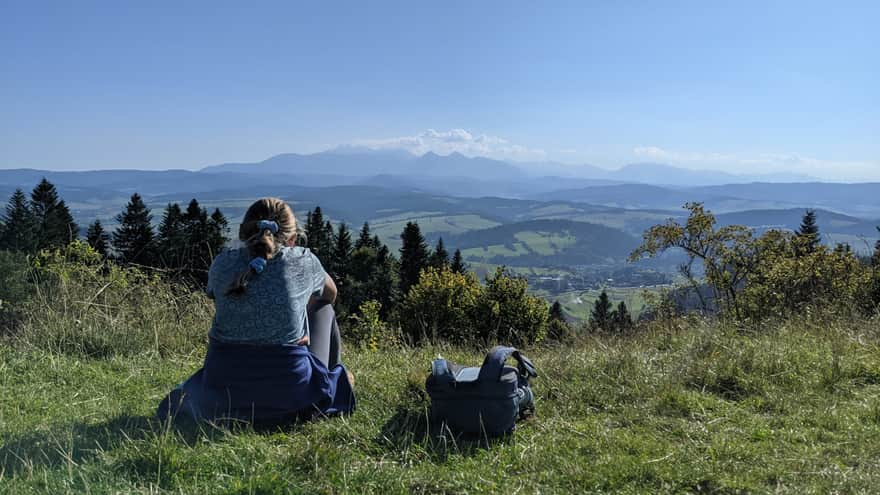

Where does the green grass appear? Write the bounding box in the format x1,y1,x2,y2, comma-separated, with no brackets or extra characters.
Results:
4,315,880,493
513,231,577,255
552,287,657,321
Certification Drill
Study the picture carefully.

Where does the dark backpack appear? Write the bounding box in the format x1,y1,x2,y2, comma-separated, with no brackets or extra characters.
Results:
425,346,537,436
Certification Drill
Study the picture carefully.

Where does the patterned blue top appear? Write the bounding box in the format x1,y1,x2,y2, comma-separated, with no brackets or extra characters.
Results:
207,246,328,345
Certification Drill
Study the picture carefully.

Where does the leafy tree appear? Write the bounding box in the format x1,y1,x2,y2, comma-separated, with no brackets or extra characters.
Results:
630,203,758,319
796,209,821,255
612,301,633,332
112,193,155,266
398,221,429,295
85,219,110,257
589,290,614,331
0,189,37,253
30,178,78,250
450,248,467,274
428,237,449,269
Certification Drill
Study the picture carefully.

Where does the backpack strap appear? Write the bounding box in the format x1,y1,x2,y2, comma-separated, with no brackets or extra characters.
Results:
477,346,538,382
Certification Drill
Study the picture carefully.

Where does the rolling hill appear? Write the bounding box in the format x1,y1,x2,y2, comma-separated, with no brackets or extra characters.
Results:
447,219,640,267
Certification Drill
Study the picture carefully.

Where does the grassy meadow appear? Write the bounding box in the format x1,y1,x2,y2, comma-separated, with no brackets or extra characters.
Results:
4,294,880,493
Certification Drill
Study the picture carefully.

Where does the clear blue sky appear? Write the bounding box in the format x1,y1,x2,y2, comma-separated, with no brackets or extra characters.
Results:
1,1,877,180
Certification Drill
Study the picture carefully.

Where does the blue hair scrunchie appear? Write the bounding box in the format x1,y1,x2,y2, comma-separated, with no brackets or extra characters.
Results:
249,257,268,274
257,220,279,234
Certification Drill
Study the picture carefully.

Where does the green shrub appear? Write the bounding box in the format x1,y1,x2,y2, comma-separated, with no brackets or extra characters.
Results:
347,300,401,350
396,266,548,346
396,267,483,344
480,267,549,346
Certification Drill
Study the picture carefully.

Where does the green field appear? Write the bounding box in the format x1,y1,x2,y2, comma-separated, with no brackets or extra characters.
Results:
550,287,658,321
4,316,880,493
370,214,501,251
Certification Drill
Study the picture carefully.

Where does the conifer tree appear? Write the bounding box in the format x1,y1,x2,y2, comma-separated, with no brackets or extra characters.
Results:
428,237,449,269
112,193,155,265
589,290,614,332
398,221,429,295
355,222,375,249
30,178,78,250
330,222,352,283
450,248,467,274
86,219,110,257
797,209,820,255
612,301,633,332
156,203,185,267
549,300,566,322
547,300,571,341
305,207,333,262
207,208,229,258
372,244,399,317
0,189,37,253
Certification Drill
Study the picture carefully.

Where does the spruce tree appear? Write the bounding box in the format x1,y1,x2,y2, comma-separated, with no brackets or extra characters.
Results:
156,203,185,268
450,248,467,274
206,208,229,258
112,193,155,266
797,209,820,255
548,300,571,342
549,300,566,322
372,244,399,318
30,178,78,250
86,219,110,257
398,221,429,295
428,237,449,269
305,207,333,262
330,222,352,283
355,222,375,250
612,301,633,332
589,291,614,332
0,189,37,253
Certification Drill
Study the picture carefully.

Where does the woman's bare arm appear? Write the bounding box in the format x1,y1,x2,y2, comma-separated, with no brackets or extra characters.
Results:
317,274,337,304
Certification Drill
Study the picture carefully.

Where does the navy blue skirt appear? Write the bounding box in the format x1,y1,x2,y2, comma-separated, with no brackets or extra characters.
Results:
157,339,355,425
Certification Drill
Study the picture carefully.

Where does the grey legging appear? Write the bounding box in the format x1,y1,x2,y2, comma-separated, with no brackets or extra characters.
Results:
307,301,341,368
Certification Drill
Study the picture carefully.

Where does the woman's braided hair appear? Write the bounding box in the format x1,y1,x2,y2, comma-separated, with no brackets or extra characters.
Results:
226,197,298,297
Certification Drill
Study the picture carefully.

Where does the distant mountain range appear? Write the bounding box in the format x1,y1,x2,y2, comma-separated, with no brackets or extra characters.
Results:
1,149,878,256
201,148,817,185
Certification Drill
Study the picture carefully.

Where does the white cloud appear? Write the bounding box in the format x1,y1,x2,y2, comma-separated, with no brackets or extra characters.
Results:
353,129,546,161
633,146,880,181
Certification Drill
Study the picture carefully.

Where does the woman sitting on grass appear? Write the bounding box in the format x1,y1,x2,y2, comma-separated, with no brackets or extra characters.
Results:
157,197,354,425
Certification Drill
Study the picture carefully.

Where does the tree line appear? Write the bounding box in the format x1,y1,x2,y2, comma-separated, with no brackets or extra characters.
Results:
1,180,558,346
1,180,228,286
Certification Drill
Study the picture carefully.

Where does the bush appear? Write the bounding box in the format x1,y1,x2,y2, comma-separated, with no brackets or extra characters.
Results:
347,300,401,350
480,267,549,346
396,266,548,346
396,267,482,345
